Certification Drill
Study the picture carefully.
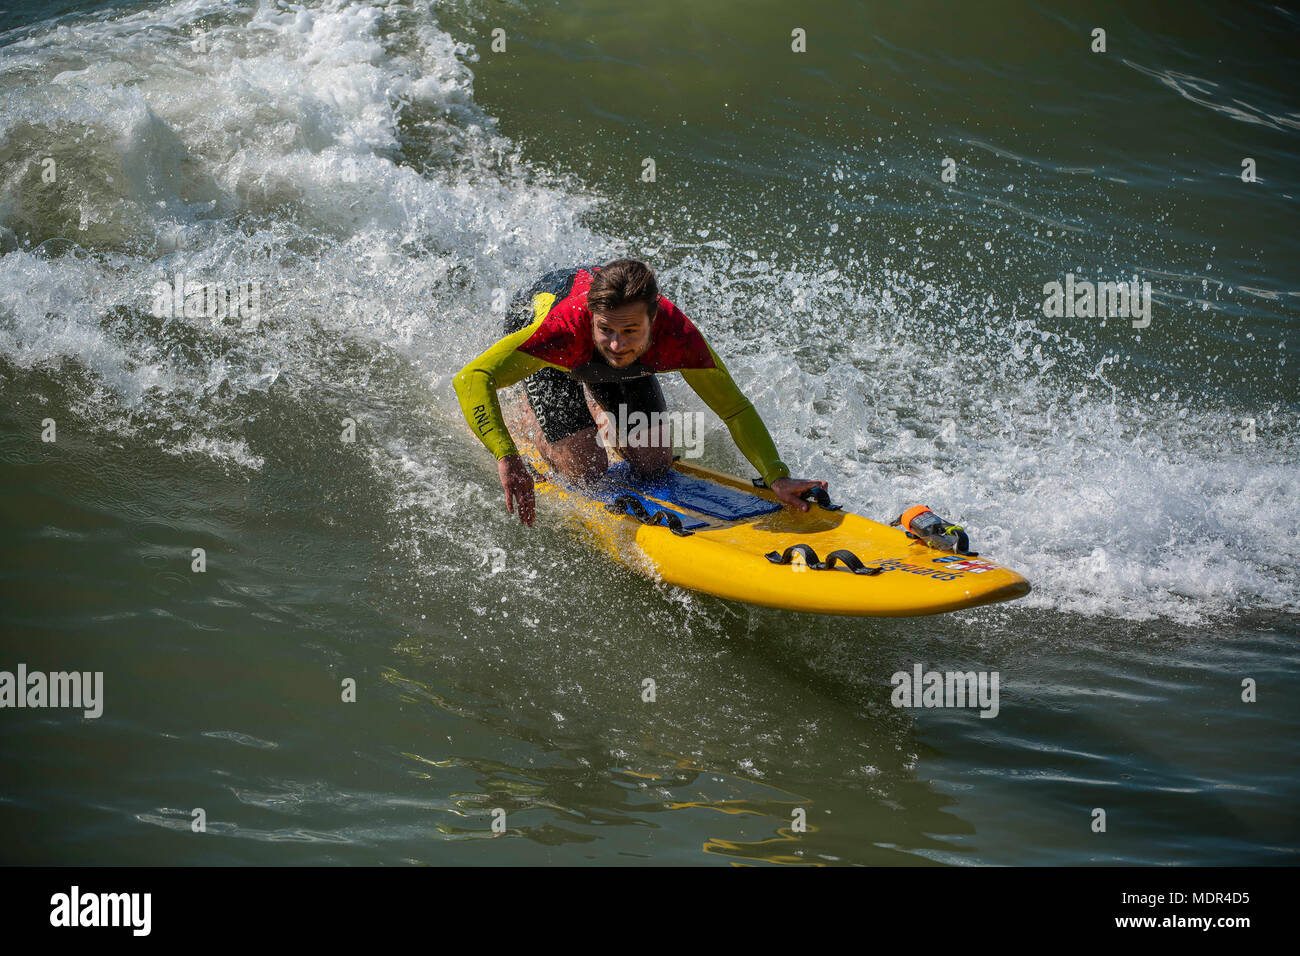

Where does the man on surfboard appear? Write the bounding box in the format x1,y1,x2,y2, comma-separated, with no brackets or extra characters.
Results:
453,258,826,526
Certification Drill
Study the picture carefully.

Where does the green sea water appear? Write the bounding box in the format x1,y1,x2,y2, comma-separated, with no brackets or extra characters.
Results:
1,0,1297,865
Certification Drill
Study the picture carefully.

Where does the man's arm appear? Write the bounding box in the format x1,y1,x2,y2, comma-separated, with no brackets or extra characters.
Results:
679,342,791,487
452,317,556,460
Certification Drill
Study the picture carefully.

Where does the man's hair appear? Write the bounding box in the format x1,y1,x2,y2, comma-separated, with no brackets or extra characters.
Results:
588,258,659,319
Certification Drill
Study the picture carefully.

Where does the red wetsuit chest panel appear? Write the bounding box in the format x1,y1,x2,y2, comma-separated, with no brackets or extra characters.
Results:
641,296,716,372
516,268,717,374
516,269,598,369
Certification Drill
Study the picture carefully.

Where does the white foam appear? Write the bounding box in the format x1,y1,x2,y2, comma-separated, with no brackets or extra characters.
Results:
2,1,1295,624
657,251,1300,625
0,0,600,472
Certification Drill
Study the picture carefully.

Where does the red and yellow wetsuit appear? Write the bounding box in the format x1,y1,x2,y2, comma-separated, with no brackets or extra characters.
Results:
453,265,790,487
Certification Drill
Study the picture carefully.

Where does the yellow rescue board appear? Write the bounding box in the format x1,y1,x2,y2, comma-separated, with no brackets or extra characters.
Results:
525,449,1031,617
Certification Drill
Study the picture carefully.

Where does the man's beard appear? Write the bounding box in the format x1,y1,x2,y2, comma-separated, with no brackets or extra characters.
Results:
600,335,651,366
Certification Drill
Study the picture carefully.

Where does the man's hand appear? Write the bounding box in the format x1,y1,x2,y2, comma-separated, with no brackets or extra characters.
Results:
769,477,829,513
498,454,535,526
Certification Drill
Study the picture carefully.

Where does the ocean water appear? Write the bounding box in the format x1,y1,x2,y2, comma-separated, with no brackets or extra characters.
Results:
0,0,1296,865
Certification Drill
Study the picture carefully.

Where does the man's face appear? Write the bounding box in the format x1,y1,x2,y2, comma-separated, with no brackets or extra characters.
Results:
592,302,653,367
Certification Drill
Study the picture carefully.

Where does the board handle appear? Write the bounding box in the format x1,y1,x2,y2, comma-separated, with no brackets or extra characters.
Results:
750,479,842,511
764,544,883,575
606,494,694,537
798,486,841,511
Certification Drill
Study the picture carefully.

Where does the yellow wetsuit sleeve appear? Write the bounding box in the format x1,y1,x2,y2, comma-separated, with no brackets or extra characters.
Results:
679,343,791,487
452,315,562,460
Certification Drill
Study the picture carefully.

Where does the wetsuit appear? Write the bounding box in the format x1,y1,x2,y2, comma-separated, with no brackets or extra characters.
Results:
453,264,791,487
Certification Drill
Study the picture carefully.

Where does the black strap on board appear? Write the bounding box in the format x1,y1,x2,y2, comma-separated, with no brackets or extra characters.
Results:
764,544,884,575
606,494,694,537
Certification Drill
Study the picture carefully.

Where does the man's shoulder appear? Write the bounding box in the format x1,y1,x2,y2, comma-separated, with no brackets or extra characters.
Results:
528,263,598,302
645,296,716,371
538,267,595,327
513,269,595,368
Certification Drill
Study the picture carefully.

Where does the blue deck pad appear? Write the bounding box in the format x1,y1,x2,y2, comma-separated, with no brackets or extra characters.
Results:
569,471,710,530
605,461,782,521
